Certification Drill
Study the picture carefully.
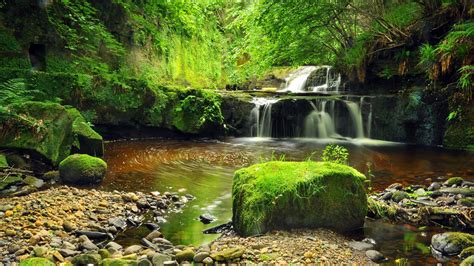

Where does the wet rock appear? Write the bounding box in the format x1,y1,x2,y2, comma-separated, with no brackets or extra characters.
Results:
211,247,245,261
431,232,474,256
458,198,474,207
445,177,464,186
61,241,77,250
366,250,385,263
59,249,79,257
124,245,143,255
152,254,172,266
106,241,123,251
33,246,48,257
193,251,210,262
101,258,137,266
348,241,374,251
108,217,127,230
76,230,108,240
80,240,99,251
199,214,216,224
144,223,160,231
71,254,102,266
391,191,410,203
439,188,474,196
42,171,60,181
428,182,441,191
153,238,173,247
176,249,195,263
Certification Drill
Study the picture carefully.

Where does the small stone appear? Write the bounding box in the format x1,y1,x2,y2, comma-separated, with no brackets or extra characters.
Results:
106,241,123,251
348,241,374,251
33,246,48,257
81,240,99,251
202,257,213,264
152,253,172,266
5,210,13,217
391,191,410,202
145,230,162,241
193,252,210,262
138,258,153,266
5,229,15,236
62,221,76,232
71,254,102,265
199,214,215,224
99,249,111,259
124,245,142,255
176,249,195,263
366,250,385,263
428,182,441,191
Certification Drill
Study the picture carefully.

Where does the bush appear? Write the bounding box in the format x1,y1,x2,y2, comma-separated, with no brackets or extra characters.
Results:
321,145,349,164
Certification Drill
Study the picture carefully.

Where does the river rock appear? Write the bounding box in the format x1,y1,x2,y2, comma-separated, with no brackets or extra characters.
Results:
124,245,143,255
145,230,162,241
431,232,474,256
0,175,22,190
59,154,107,184
152,253,171,266
33,246,48,257
71,254,101,265
439,188,474,196
62,221,76,232
365,250,385,262
108,217,127,230
391,191,409,203
199,214,215,224
138,258,152,266
211,247,245,261
202,257,213,264
445,177,464,186
232,162,367,236
176,249,195,263
106,242,123,251
428,182,441,191
101,258,138,266
193,251,210,262
22,176,44,188
348,241,374,251
80,240,99,251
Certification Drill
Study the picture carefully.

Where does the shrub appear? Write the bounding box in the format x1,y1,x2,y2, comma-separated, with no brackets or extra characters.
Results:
321,144,349,165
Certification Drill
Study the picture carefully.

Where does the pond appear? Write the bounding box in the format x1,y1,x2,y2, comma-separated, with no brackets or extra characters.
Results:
100,137,474,265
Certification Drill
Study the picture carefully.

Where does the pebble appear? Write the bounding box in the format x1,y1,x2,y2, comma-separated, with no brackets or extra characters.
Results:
366,250,385,262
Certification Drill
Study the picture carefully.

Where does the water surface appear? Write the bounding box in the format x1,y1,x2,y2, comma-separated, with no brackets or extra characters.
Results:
101,137,473,264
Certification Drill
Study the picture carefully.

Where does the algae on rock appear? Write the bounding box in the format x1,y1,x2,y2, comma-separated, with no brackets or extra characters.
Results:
232,161,367,236
59,154,107,185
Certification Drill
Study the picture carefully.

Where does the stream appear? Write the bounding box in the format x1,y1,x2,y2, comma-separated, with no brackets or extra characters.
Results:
99,137,474,265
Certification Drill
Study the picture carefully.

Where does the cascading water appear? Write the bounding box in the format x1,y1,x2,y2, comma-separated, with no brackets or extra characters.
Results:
303,101,338,138
344,101,365,139
279,66,341,93
250,98,279,137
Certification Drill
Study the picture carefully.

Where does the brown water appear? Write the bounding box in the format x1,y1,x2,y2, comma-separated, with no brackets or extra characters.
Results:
100,137,474,264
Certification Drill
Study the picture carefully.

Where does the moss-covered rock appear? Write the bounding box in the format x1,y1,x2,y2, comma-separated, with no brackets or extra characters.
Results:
391,191,410,202
0,154,8,168
431,232,474,256
232,161,367,236
175,249,195,263
0,101,74,165
210,247,245,262
59,154,107,184
444,104,474,151
66,107,104,157
19,258,55,266
461,255,474,266
445,177,464,186
71,254,102,266
461,246,474,258
0,175,22,190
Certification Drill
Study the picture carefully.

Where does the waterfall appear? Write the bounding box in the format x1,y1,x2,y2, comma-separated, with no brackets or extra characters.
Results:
250,98,279,137
303,101,337,138
279,66,340,93
345,101,365,139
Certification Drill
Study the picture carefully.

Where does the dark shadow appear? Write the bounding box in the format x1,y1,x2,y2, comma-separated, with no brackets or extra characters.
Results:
28,43,46,70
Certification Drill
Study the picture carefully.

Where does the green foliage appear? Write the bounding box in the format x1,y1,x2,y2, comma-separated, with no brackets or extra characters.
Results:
321,145,349,165
0,27,21,52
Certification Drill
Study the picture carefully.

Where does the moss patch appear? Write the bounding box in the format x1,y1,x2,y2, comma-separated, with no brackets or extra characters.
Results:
19,258,55,266
445,177,464,186
66,107,104,157
0,154,8,168
232,161,367,236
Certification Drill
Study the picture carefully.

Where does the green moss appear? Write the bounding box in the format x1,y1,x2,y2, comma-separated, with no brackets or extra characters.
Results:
59,154,107,184
232,161,367,236
392,191,410,202
461,247,474,258
445,177,464,186
175,249,195,263
19,258,55,266
101,259,138,266
66,107,104,157
259,253,279,262
0,101,74,165
0,175,22,190
458,198,474,207
0,28,22,52
461,255,474,266
367,197,397,218
72,254,102,266
444,105,474,150
0,154,8,168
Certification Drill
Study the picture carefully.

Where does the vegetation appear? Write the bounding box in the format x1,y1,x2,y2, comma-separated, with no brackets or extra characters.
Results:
321,145,349,165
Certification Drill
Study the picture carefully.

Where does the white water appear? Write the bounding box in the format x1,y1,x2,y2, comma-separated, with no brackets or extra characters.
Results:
250,98,279,137
345,101,365,139
279,65,341,93
303,101,337,138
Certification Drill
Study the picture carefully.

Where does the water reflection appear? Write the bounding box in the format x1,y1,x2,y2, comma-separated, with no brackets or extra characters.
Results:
101,138,474,264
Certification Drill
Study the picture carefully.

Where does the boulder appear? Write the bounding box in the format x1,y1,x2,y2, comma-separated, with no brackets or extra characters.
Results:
232,161,367,236
59,154,107,184
0,102,103,165
431,232,474,256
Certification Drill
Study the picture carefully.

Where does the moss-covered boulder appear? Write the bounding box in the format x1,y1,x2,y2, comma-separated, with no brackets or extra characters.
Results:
232,161,367,236
0,102,74,165
59,154,107,184
431,232,474,256
19,258,55,266
444,105,474,151
0,102,104,165
66,107,104,157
